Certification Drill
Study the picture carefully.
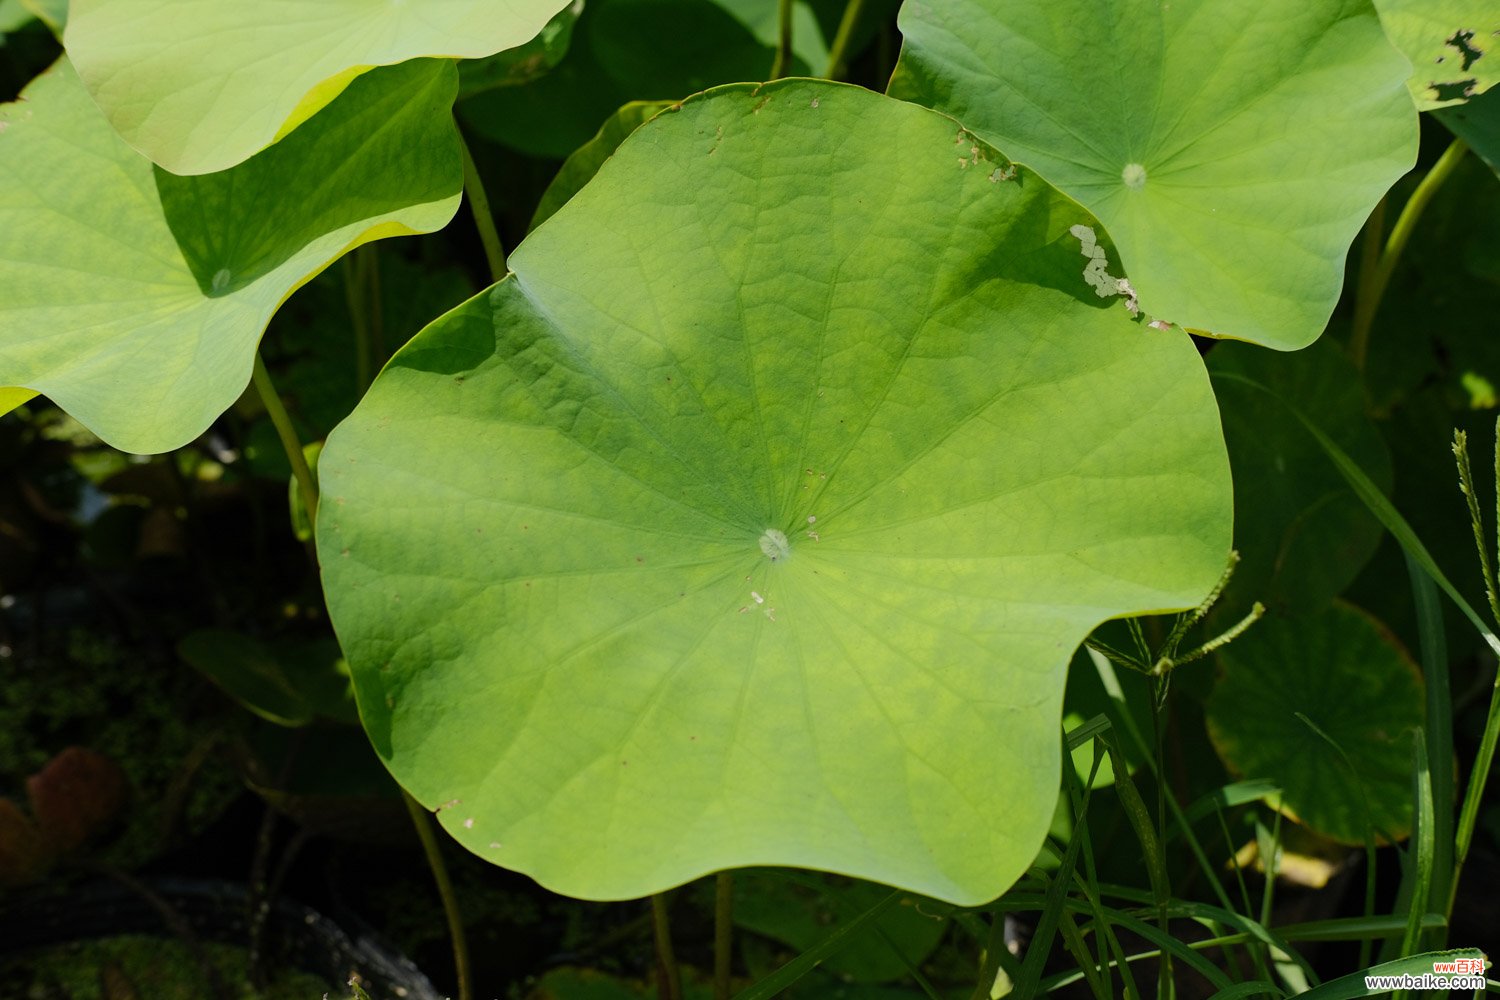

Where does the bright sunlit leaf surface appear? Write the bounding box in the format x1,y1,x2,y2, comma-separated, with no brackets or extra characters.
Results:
318,80,1232,903
889,0,1418,349
63,0,573,174
0,59,462,454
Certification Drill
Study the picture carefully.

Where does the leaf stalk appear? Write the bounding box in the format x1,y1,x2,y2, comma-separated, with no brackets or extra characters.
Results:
769,0,794,79
823,0,869,80
402,792,474,1000
1349,138,1467,371
459,133,508,284
251,352,318,523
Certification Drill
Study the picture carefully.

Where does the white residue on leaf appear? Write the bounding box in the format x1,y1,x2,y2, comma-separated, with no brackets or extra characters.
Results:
759,528,790,561
1069,225,1140,317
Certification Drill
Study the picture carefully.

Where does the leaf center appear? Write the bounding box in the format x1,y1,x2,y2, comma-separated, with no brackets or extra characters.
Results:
758,528,791,562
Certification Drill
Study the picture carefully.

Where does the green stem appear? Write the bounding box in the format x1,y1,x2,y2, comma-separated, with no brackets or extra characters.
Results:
365,247,386,371
343,254,371,393
714,873,734,1000
342,247,385,393
651,893,683,1000
403,793,474,1000
1349,138,1467,371
251,353,318,522
459,134,508,284
823,0,869,80
769,0,794,79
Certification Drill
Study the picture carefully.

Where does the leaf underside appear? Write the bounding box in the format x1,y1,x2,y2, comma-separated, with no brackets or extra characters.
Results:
63,0,574,173
0,58,462,454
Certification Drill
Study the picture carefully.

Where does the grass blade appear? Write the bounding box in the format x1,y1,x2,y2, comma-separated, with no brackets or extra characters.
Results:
1405,552,1453,939
1174,779,1282,836
1398,732,1435,980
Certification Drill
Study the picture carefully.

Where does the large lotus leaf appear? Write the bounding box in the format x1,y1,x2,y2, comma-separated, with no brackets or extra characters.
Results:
889,0,1418,350
1207,338,1393,617
1373,0,1499,109
318,79,1232,903
1206,602,1424,844
62,0,571,175
0,58,462,454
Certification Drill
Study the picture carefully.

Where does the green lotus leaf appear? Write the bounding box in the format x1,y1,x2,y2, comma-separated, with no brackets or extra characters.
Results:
1207,339,1393,617
318,79,1232,903
62,0,572,175
1207,602,1423,844
889,0,1418,350
0,58,462,454
1373,0,1499,108
178,629,356,728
